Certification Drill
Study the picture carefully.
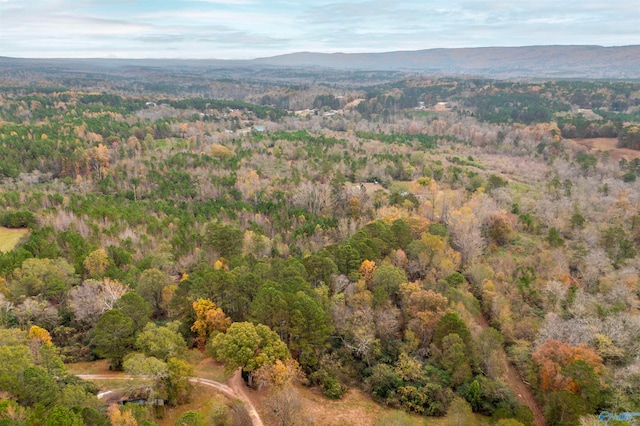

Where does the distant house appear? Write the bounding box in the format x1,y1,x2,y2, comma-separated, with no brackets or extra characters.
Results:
145,101,157,107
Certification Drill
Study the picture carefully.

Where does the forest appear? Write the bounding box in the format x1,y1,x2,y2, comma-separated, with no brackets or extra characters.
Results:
0,70,639,426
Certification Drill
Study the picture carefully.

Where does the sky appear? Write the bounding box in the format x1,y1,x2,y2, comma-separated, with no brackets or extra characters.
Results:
0,0,638,59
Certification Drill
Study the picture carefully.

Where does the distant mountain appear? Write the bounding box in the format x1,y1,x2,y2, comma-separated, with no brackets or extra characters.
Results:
1,45,639,80
252,45,640,79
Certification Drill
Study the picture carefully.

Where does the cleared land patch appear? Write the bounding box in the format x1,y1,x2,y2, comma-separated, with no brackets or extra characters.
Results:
572,137,640,160
0,227,28,252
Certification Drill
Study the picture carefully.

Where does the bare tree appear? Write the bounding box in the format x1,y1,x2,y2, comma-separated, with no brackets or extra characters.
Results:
68,279,128,325
447,206,485,266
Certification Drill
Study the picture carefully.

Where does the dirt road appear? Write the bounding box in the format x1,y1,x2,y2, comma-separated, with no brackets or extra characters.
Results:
472,313,546,426
78,370,264,426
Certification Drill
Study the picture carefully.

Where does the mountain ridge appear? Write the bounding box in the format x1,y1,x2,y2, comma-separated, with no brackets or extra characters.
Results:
251,45,640,78
1,45,639,79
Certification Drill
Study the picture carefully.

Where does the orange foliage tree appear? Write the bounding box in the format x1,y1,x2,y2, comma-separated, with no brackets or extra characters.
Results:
532,338,605,393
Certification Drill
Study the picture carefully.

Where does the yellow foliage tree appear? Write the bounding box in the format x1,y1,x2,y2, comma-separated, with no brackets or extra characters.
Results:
83,248,109,278
213,258,229,270
359,260,377,288
210,144,235,159
191,298,231,349
254,358,305,390
28,325,52,345
108,405,138,426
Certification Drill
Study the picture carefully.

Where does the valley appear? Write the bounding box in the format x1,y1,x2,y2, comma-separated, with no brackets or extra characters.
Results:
0,64,639,426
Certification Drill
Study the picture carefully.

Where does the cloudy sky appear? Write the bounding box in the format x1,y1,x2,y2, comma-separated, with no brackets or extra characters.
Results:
0,0,638,59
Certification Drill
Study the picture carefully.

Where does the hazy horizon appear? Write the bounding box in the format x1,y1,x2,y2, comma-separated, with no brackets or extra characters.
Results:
1,0,638,59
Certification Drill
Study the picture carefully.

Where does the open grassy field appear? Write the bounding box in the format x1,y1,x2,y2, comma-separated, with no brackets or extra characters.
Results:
0,226,28,252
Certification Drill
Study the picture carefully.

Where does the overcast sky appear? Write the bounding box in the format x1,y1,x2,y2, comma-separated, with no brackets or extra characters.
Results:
0,0,638,59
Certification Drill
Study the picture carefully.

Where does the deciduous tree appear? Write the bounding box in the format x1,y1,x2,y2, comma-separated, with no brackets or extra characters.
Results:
210,322,290,384
191,298,231,350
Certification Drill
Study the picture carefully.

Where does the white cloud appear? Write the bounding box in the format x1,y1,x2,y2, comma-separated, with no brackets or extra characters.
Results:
1,0,637,58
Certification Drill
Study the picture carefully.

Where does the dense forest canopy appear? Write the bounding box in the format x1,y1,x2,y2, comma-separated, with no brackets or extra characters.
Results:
1,70,639,426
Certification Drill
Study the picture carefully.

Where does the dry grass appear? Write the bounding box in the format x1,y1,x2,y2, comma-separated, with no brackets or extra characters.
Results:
0,227,28,252
572,137,640,160
251,385,465,426
298,387,403,426
66,359,113,375
249,384,495,426
194,358,229,383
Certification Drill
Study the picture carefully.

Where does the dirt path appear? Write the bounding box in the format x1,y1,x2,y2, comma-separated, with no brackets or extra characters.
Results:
227,369,265,426
79,371,264,426
472,313,546,426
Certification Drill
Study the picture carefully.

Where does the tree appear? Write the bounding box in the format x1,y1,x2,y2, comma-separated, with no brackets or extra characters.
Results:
108,404,138,426
391,218,413,248
440,334,472,386
137,268,170,319
13,297,60,329
136,321,187,361
547,227,564,248
92,309,136,369
432,312,472,354
367,363,402,402
204,223,243,258
254,358,304,390
288,291,332,368
191,298,231,350
265,385,308,426
175,411,204,426
123,353,169,401
446,396,477,426
601,226,636,267
0,344,33,393
359,260,377,288
292,182,333,216
544,390,587,426
476,327,504,379
83,248,109,278
28,325,52,345
10,257,77,301
336,244,362,275
115,292,152,331
15,366,58,408
44,406,84,426
0,400,29,424
447,206,485,266
90,143,110,179
166,357,194,405
68,279,128,326
80,407,111,426
400,285,449,349
532,338,604,394
302,254,338,287
370,264,406,301
124,353,193,407
210,322,290,384
485,211,514,246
